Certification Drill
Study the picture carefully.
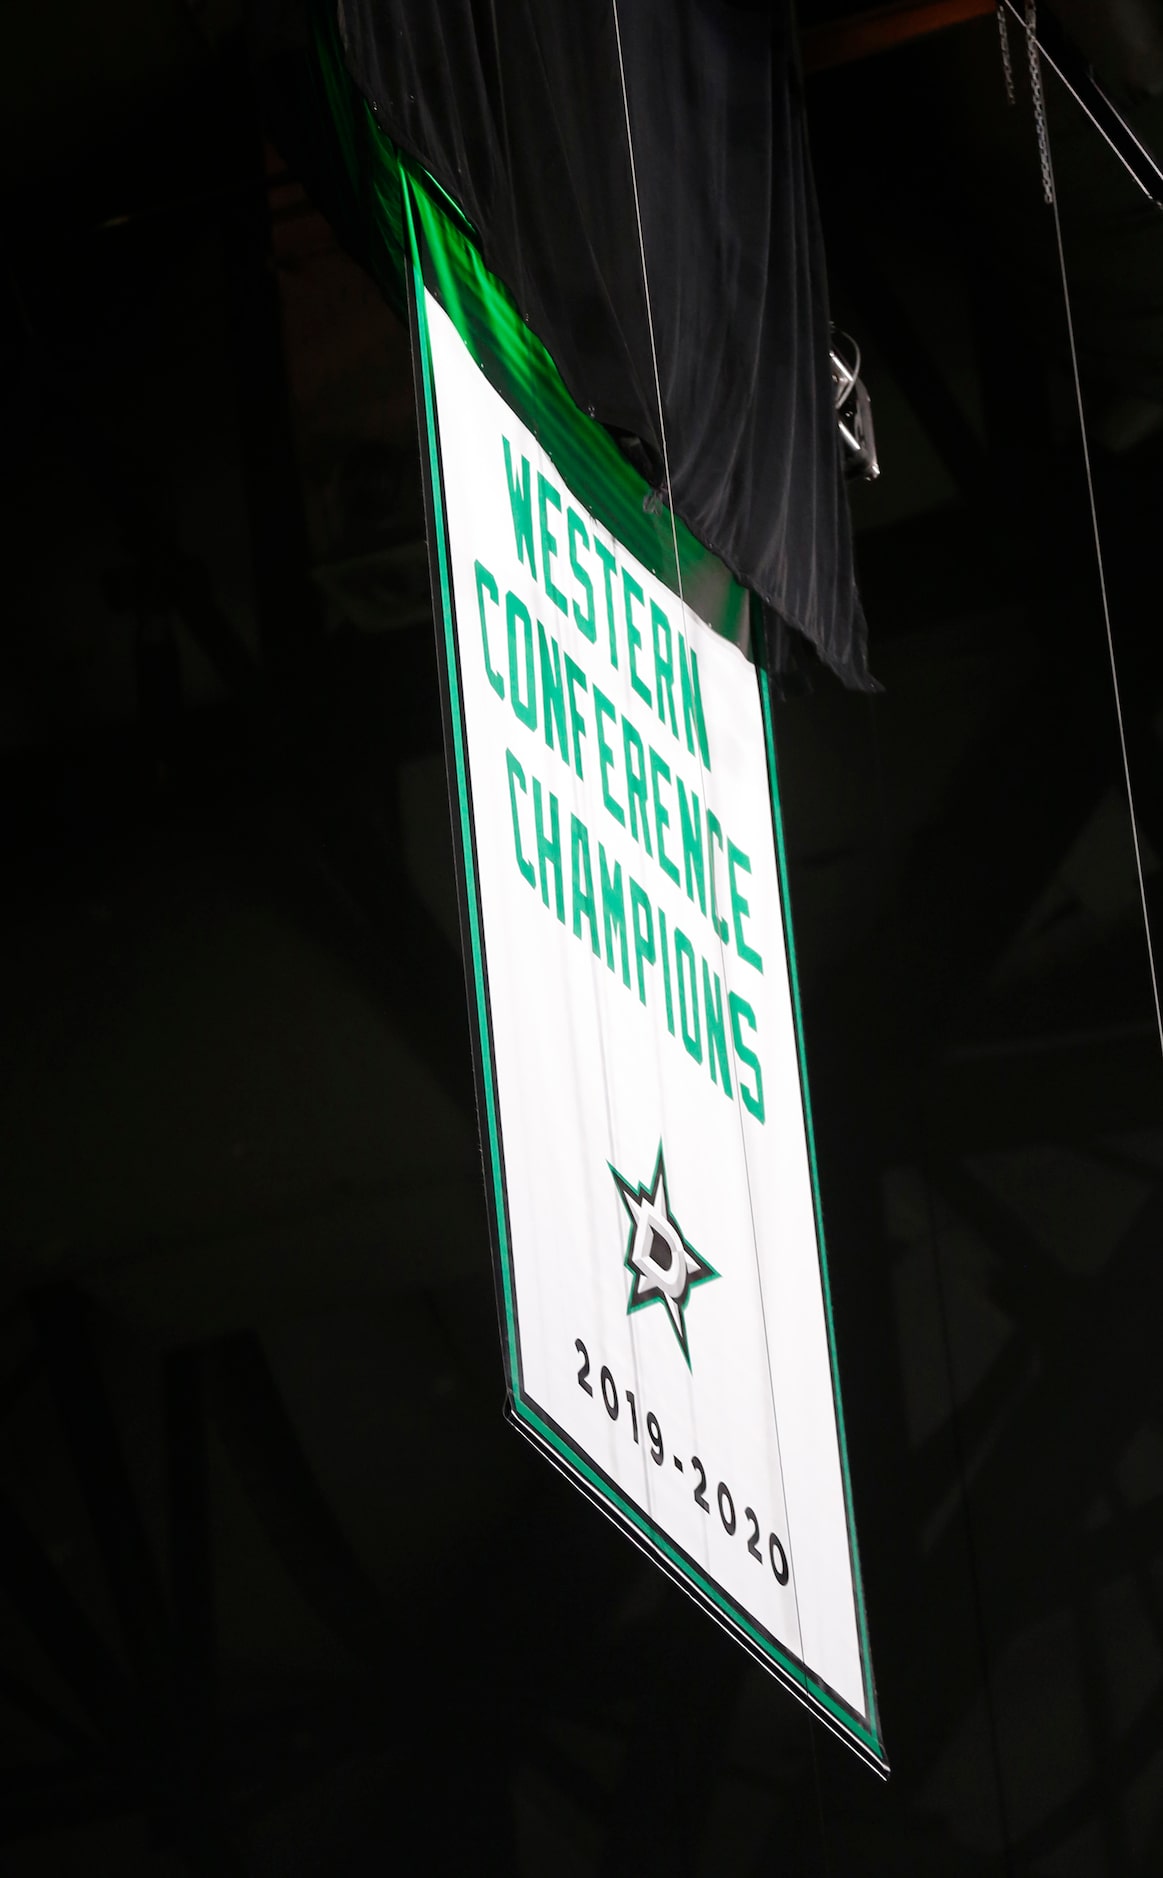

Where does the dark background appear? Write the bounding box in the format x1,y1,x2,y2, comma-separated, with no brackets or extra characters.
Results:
1,2,1162,1871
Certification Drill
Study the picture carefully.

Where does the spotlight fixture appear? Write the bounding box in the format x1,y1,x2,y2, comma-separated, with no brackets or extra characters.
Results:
831,330,879,481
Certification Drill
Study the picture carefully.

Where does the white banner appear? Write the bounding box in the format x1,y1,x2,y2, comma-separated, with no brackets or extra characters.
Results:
421,285,880,1761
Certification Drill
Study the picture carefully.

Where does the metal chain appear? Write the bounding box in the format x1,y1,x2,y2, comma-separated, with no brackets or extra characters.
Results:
996,3,1016,106
1025,2,1055,204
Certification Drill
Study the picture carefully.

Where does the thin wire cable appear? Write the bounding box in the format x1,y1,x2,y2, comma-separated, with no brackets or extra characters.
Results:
1000,0,1163,209
609,0,807,1676
609,0,685,612
1030,34,1163,1066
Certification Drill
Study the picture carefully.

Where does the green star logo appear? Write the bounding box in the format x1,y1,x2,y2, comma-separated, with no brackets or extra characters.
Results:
609,1144,717,1369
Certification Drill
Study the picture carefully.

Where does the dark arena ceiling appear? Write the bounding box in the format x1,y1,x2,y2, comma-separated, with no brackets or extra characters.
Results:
1,1,1162,1871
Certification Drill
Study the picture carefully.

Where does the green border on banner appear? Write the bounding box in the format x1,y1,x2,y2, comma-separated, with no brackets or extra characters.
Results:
403,163,886,1774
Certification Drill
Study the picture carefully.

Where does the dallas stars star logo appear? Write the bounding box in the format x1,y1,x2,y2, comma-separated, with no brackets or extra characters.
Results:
609,1144,717,1369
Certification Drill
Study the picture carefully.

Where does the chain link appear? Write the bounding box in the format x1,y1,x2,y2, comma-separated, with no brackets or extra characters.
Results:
996,3,1016,106
1025,2,1055,204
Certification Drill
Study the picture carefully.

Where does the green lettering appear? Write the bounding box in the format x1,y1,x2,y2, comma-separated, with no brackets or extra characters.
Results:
630,878,655,1006
623,570,652,707
507,593,537,732
677,777,706,915
728,842,763,973
532,777,564,923
568,509,596,642
564,655,588,780
474,560,504,698
622,718,652,856
594,538,619,667
537,473,567,613
506,749,535,887
679,634,711,770
502,437,536,577
649,746,680,886
594,687,624,826
651,600,677,735
571,814,599,955
702,960,732,1095
599,845,630,986
730,993,765,1123
537,619,567,763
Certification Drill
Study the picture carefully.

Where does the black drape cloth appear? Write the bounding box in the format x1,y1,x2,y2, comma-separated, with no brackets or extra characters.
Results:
336,0,871,688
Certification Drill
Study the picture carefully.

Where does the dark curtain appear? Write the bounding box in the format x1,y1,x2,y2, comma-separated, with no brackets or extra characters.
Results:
334,0,872,688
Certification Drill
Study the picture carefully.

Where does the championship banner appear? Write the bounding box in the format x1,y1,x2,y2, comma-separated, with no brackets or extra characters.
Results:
403,171,885,1771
